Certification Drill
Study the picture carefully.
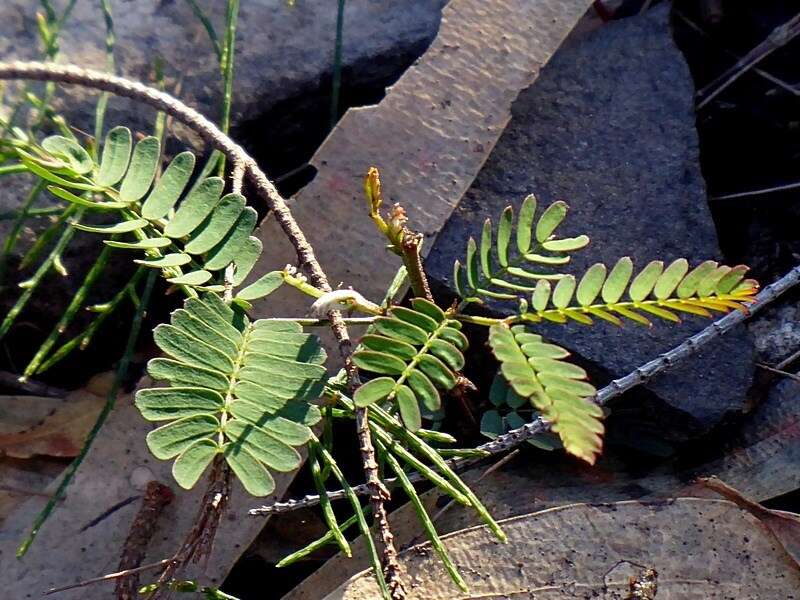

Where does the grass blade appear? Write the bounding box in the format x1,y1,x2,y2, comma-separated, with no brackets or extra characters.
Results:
0,178,44,287
311,436,390,599
22,244,114,378
0,206,84,341
379,441,468,592
309,443,351,557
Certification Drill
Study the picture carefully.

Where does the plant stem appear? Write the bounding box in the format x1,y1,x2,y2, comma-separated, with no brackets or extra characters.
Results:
22,243,114,378
93,0,116,160
398,232,432,300
311,436,390,599
18,203,76,271
378,440,468,592
36,268,145,372
309,442,351,556
0,177,42,287
16,268,157,557
276,510,363,568
330,0,346,129
0,205,83,341
355,405,407,598
217,0,239,177
184,0,222,61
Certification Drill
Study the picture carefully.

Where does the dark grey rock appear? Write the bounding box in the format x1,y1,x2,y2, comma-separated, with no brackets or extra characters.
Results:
425,4,755,433
0,1,446,135
748,303,800,365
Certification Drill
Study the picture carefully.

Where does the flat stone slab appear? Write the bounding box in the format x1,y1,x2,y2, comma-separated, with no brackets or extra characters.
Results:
425,4,755,433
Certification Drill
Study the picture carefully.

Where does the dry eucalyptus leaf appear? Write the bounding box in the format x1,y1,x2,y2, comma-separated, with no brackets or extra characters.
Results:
0,395,104,458
0,456,65,525
328,499,800,599
698,476,800,569
0,398,304,599
0,395,65,434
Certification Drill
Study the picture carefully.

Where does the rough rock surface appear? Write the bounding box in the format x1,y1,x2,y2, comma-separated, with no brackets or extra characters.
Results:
425,4,756,433
748,302,800,365
0,1,446,135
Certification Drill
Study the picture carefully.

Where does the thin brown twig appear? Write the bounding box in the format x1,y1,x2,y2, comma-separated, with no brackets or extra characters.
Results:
116,481,175,600
756,363,800,383
710,180,800,201
776,346,800,370
0,61,405,596
149,457,230,599
231,157,245,195
45,559,173,595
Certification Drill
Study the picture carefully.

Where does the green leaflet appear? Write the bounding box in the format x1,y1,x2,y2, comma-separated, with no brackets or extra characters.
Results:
352,299,465,430
136,293,327,496
204,206,258,271
185,193,245,254
119,136,160,203
41,135,93,175
96,126,132,186
47,185,126,210
521,257,758,327
73,219,148,234
488,323,602,464
135,253,192,268
164,177,224,238
141,151,196,219
455,199,586,303
18,129,265,293
231,237,263,286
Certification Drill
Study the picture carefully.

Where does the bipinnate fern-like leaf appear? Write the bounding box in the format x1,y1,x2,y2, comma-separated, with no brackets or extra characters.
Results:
135,292,328,496
453,195,588,302
488,323,603,464
520,257,758,326
352,298,467,431
17,127,277,300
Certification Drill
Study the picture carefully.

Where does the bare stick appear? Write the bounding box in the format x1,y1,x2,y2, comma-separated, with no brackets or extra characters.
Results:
0,369,69,397
231,157,245,195
45,559,173,595
675,11,800,98
696,13,800,109
250,263,800,514
711,179,800,201
0,60,405,595
115,482,174,600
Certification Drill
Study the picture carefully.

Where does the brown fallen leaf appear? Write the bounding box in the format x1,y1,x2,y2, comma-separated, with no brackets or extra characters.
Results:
0,456,66,525
0,391,105,459
0,395,65,434
330,499,800,599
698,476,800,569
